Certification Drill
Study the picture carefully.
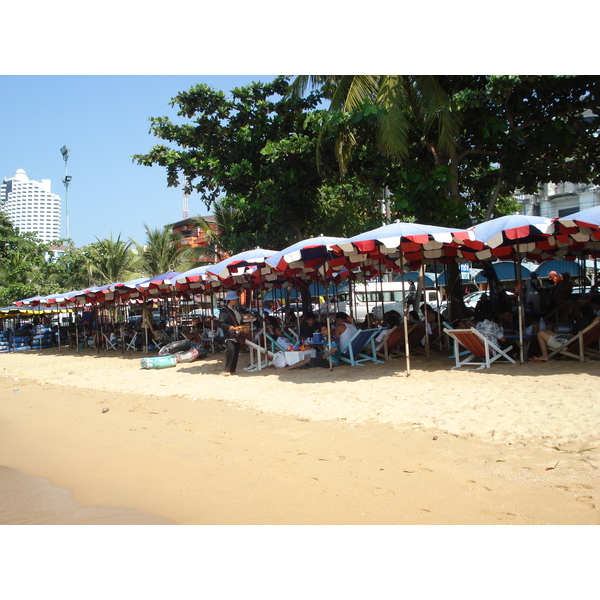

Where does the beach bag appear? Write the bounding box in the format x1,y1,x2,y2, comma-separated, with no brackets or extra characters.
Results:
272,351,288,369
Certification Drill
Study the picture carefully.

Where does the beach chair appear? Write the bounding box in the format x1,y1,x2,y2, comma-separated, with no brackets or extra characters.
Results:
375,326,409,360
265,332,292,354
443,327,515,370
339,327,383,366
125,331,140,351
152,330,172,350
244,340,276,372
443,321,470,360
103,333,120,351
548,317,600,362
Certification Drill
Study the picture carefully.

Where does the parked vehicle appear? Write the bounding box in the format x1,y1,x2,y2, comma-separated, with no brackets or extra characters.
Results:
439,290,516,318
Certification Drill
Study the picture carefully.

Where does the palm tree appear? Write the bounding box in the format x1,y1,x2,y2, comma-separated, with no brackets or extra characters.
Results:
189,200,239,261
0,251,36,286
290,75,462,174
88,233,140,284
132,224,198,277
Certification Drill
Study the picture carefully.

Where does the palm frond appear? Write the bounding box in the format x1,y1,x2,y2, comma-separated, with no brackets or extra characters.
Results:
375,76,411,160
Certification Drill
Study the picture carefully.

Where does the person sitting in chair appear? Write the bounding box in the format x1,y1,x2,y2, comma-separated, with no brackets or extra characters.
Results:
334,312,357,350
532,304,596,362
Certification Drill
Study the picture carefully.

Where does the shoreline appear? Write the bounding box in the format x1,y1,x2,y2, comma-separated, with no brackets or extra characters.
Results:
0,466,174,525
1,349,599,524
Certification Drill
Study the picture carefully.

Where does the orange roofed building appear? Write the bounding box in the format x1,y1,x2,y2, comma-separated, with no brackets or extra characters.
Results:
169,216,228,264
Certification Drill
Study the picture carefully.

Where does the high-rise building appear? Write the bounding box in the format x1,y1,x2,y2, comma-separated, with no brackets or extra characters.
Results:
0,168,62,243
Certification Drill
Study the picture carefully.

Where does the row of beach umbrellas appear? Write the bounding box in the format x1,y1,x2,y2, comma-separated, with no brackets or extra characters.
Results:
11,207,600,310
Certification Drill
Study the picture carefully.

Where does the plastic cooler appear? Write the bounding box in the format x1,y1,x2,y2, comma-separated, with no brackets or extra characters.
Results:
285,349,316,365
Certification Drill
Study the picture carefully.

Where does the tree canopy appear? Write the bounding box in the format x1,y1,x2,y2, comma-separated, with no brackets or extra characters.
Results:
133,76,387,251
296,75,600,226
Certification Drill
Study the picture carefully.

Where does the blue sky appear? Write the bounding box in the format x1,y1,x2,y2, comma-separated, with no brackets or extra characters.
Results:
0,75,277,247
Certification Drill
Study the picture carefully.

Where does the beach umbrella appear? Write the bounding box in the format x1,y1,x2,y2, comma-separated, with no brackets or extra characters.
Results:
109,277,151,302
136,270,181,298
462,215,560,364
336,220,474,273
334,221,474,373
555,205,600,234
174,264,215,293
206,248,277,283
265,235,350,281
553,207,600,267
13,295,46,307
460,215,557,263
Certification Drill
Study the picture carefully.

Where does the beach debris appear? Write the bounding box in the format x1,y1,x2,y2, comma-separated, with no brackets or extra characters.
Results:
13,388,19,392
102,407,109,413
432,436,438,441
545,461,560,471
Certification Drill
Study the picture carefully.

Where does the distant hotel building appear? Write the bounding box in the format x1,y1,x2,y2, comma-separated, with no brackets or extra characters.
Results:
516,182,600,219
0,168,62,244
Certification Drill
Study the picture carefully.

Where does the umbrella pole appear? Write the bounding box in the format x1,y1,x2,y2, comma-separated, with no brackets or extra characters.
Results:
57,309,62,354
362,268,369,324
433,256,443,350
399,244,411,377
420,263,430,360
515,252,524,365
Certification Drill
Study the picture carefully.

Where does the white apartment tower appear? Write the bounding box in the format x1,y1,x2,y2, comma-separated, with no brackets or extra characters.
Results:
0,168,62,243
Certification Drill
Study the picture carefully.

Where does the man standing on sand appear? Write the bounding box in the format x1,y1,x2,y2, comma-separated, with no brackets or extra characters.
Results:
219,290,244,375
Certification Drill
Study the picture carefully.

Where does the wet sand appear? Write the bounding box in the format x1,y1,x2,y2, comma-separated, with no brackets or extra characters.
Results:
0,466,173,525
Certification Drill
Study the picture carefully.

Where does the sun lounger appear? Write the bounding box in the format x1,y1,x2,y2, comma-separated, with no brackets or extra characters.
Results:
443,327,515,370
244,340,276,371
375,325,410,360
548,317,600,362
339,327,383,366
443,321,470,359
103,333,120,351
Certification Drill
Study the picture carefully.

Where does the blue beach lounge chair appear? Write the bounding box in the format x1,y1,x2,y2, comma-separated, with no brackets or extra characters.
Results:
339,327,383,366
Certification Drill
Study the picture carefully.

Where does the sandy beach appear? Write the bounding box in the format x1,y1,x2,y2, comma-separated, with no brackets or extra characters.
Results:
1,346,599,525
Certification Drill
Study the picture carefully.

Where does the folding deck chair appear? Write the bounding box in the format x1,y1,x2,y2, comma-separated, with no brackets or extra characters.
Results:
244,340,276,371
125,331,141,351
548,317,600,362
152,330,172,351
443,321,470,359
103,333,120,351
443,327,516,370
339,328,383,366
375,326,409,360
265,332,293,354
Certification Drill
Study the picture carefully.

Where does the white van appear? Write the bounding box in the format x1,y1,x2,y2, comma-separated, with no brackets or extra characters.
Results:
325,282,443,322
324,282,424,322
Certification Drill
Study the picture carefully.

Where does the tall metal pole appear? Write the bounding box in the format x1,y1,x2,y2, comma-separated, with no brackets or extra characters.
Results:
60,146,72,240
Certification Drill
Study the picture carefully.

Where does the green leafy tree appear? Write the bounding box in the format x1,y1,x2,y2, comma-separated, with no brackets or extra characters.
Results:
133,76,387,251
298,75,600,225
0,212,52,304
47,244,96,291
